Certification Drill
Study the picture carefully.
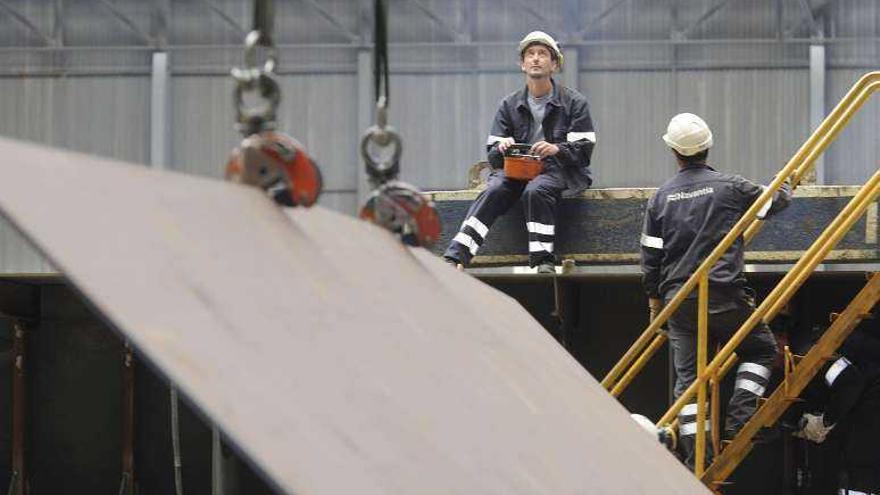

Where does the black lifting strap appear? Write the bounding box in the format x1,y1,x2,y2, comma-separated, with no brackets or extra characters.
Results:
373,0,390,108
253,0,274,42
360,0,400,184
358,0,440,247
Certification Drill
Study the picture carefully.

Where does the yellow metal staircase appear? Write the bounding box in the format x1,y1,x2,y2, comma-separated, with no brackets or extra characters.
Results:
700,271,880,489
601,71,880,489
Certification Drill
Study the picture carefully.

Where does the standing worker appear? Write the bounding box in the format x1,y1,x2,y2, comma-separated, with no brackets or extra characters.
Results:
640,113,792,468
442,31,596,273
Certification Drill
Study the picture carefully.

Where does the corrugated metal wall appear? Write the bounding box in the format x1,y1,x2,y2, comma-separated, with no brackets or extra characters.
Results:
0,0,878,273
0,76,151,272
581,70,811,188
826,69,880,185
170,73,361,211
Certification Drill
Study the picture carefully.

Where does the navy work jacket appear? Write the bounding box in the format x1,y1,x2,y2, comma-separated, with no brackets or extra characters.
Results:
641,163,792,300
485,79,596,193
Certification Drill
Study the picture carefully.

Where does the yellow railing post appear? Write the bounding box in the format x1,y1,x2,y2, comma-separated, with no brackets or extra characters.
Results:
695,271,709,476
710,372,721,456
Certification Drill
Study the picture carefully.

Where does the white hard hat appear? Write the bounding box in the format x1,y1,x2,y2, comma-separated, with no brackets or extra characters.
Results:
663,113,713,156
518,31,564,68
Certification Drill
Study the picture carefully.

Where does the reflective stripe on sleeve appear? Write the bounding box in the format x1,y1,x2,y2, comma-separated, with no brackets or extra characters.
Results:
756,185,773,219
566,131,596,143
825,357,851,387
640,233,664,250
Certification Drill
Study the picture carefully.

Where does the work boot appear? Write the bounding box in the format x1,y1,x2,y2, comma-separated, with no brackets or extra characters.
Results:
536,261,556,274
658,425,677,452
443,256,464,271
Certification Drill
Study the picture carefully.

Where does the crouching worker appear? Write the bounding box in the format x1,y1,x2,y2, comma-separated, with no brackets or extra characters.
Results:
442,30,596,274
640,113,792,469
794,321,880,495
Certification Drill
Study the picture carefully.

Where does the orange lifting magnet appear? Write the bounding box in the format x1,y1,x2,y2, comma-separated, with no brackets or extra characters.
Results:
226,19,323,208
360,181,441,247
226,131,323,207
357,0,440,248
503,144,543,181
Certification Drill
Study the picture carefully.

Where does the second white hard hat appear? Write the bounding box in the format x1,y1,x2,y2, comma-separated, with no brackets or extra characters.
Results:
518,31,564,68
663,113,713,156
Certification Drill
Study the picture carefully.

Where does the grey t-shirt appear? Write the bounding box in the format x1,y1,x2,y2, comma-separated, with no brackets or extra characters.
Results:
526,90,553,145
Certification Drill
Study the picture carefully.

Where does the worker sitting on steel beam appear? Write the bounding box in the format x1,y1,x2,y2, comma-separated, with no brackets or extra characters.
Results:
640,113,792,469
442,31,596,274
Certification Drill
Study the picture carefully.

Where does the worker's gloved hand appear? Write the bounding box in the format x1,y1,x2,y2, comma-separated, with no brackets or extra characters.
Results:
794,413,834,444
648,298,664,323
529,140,560,158
496,137,516,154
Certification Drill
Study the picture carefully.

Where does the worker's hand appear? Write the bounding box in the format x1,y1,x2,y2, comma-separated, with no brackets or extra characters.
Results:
496,137,516,154
530,141,559,158
794,413,834,444
648,298,664,323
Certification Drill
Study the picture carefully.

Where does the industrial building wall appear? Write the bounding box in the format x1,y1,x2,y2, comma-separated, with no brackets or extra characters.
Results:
0,67,872,192
170,73,361,213
0,0,878,273
826,68,880,185
0,76,151,273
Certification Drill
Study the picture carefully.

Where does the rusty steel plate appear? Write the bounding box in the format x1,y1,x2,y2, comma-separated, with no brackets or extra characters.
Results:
0,137,707,494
